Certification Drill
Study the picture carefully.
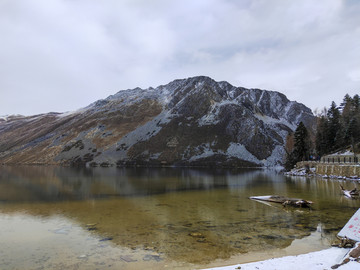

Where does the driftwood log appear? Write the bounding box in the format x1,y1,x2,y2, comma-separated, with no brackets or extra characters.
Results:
340,185,359,198
249,195,313,208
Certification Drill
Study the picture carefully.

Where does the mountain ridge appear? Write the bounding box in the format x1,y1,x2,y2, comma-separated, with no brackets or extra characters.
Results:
0,76,315,167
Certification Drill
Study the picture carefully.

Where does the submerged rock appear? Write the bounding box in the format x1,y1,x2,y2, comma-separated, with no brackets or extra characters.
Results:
189,232,205,238
142,254,162,262
120,255,137,263
99,237,113,242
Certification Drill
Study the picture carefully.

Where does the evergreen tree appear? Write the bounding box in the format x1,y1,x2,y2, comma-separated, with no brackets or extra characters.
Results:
285,122,311,171
347,117,360,153
314,94,360,157
341,94,360,151
327,101,342,151
351,95,360,148
340,94,352,112
341,94,352,126
352,94,360,113
284,151,297,171
350,118,358,136
293,121,310,161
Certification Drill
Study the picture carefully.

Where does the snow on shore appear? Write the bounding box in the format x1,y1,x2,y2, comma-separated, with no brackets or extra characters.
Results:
204,247,359,270
285,167,360,181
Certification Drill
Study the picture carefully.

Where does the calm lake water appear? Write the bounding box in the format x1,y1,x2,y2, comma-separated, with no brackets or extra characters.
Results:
0,166,359,269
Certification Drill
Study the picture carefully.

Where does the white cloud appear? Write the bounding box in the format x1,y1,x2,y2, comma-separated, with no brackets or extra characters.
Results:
0,0,359,115
348,70,360,82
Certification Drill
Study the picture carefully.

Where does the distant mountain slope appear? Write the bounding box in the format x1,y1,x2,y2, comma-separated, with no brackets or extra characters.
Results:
0,76,315,167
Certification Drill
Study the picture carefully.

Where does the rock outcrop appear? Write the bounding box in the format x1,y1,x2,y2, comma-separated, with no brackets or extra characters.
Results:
0,76,315,167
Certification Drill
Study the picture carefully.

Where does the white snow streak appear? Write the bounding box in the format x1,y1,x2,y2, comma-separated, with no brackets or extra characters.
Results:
226,143,261,164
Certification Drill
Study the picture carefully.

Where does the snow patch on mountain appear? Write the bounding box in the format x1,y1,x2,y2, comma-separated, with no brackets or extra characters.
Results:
198,100,239,126
186,142,285,167
113,110,174,157
262,145,285,167
254,113,296,130
189,143,220,161
57,111,75,118
0,114,25,121
226,143,262,165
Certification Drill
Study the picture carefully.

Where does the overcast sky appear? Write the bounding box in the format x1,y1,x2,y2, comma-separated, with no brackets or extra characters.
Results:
0,0,359,116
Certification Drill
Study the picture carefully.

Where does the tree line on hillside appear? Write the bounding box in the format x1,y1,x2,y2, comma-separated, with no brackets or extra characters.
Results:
285,94,360,171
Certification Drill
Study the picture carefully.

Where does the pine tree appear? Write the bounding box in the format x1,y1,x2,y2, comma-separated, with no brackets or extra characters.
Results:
284,151,297,171
341,94,360,151
294,122,310,161
340,94,352,112
285,122,310,171
347,118,360,153
341,94,352,126
351,95,360,148
352,94,360,113
315,94,360,157
327,101,342,151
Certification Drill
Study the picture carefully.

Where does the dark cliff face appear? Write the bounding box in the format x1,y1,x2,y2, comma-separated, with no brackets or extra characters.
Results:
0,76,315,167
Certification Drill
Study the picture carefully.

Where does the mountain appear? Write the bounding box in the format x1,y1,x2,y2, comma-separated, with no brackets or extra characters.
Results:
0,76,315,167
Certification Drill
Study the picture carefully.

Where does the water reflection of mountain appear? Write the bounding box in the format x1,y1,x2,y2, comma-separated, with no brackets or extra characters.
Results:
0,166,275,202
1,166,357,265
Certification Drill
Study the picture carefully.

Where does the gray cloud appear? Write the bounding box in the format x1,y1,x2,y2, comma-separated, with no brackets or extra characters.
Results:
0,0,359,115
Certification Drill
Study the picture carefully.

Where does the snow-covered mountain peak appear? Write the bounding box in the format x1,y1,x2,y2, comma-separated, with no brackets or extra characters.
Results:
0,76,315,168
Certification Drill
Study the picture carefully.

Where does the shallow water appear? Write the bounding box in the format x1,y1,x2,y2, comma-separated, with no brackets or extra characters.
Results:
0,166,359,269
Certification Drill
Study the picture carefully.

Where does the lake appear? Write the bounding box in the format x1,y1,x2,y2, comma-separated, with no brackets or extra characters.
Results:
0,166,359,269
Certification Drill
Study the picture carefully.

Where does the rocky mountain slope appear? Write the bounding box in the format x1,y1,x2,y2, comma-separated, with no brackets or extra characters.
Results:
0,76,315,167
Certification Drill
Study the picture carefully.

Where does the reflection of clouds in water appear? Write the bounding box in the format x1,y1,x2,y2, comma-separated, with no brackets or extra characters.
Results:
50,225,72,235
0,214,165,270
